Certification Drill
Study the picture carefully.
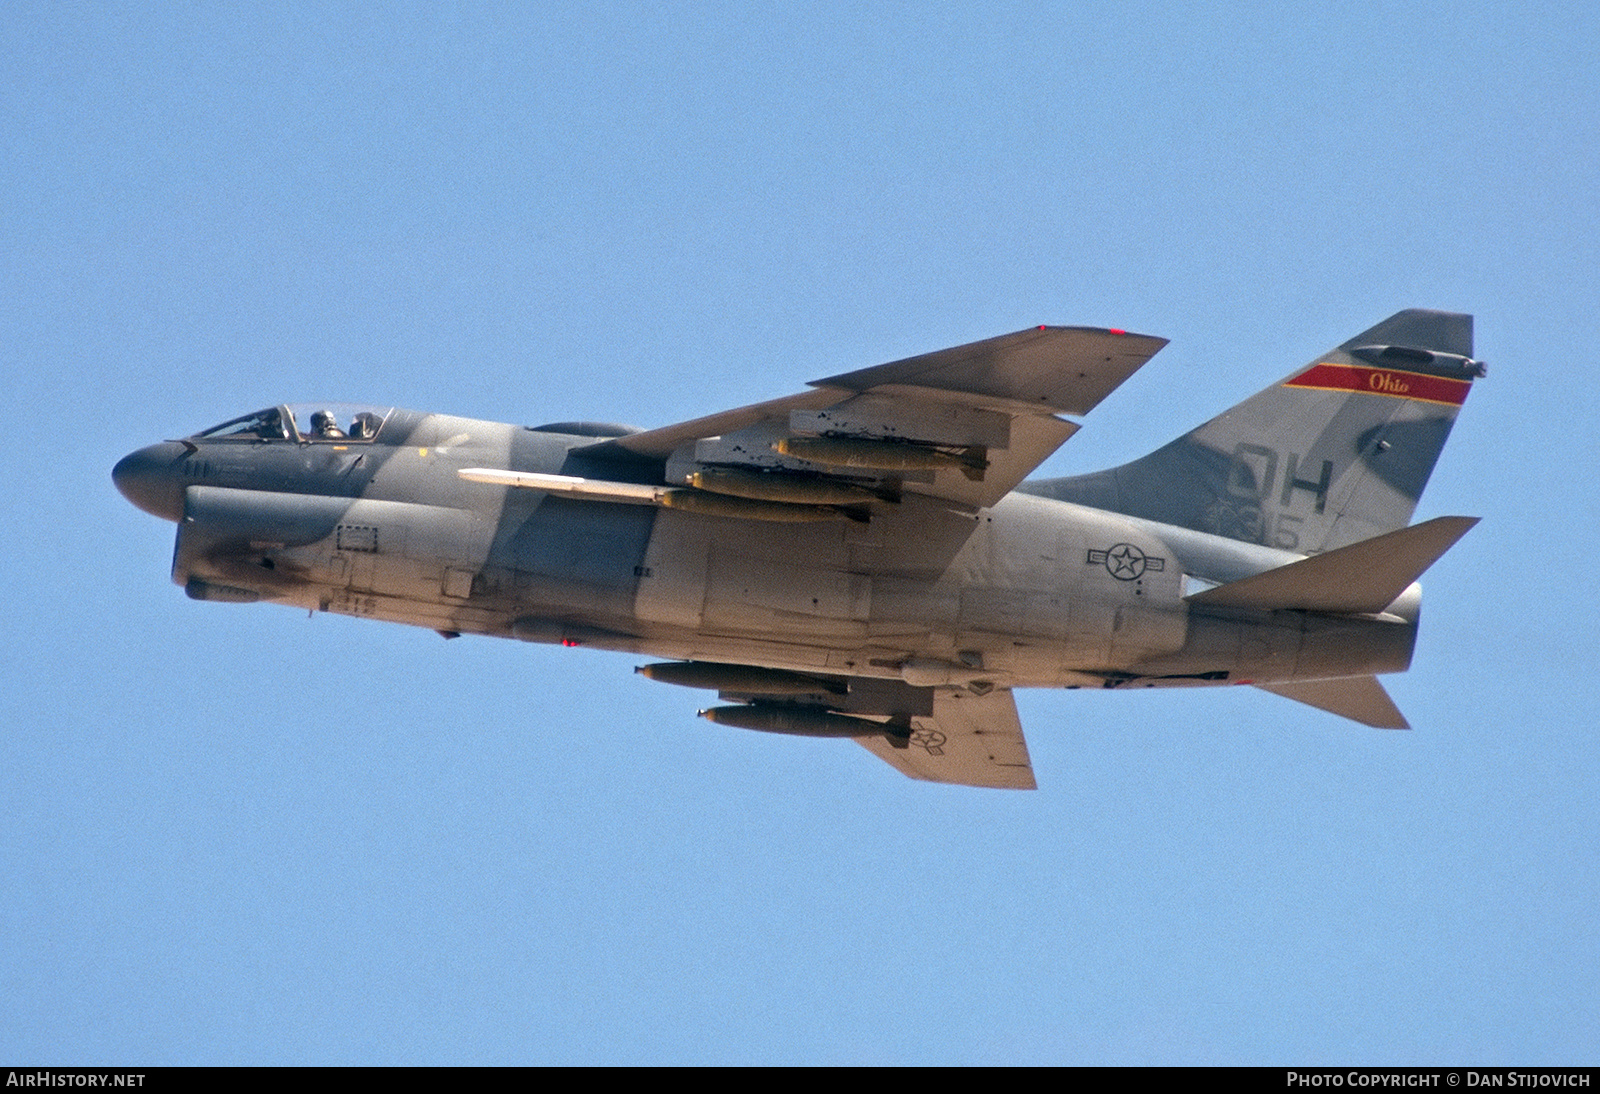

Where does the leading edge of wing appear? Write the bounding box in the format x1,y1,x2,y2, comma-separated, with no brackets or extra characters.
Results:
582,325,1166,461
814,325,1168,417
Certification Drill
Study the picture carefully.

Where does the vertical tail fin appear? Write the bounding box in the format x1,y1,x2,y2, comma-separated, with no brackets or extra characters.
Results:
1024,310,1484,553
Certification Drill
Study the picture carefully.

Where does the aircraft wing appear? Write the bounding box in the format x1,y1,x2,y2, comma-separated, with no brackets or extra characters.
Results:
643,660,1037,789
583,327,1166,510
854,687,1037,790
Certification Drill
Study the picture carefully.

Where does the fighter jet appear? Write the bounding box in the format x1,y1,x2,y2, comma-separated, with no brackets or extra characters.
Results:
114,309,1483,789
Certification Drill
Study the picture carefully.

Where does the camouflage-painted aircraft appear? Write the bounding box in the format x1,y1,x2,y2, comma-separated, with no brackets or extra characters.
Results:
114,309,1482,789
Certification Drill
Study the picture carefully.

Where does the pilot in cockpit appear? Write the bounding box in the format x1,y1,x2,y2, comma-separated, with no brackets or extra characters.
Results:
349,411,383,440
310,409,347,439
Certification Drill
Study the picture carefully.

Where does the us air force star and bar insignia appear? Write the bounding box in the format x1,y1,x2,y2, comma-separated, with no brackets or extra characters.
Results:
908,728,947,755
1086,543,1166,581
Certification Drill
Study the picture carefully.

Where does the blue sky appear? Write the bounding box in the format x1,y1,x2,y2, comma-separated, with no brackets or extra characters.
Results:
4,1,1597,1064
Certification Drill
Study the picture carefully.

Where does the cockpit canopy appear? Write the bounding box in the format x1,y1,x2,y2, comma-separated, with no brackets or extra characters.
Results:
192,404,395,443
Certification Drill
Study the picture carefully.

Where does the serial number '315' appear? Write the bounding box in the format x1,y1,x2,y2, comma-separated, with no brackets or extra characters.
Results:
1217,443,1335,549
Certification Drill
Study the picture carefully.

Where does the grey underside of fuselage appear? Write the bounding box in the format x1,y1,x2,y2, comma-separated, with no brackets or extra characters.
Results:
169,410,1413,694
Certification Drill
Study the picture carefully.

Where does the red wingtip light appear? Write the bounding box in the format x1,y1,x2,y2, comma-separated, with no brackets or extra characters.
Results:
1108,328,1126,335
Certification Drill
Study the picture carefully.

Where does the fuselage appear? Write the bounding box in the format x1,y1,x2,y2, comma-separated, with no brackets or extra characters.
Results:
113,404,1419,694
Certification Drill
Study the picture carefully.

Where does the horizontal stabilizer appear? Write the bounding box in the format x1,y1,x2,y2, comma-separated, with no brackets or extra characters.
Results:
1187,516,1478,614
1256,676,1410,729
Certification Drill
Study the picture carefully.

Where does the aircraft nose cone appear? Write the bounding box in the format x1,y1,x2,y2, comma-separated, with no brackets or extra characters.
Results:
113,442,188,521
